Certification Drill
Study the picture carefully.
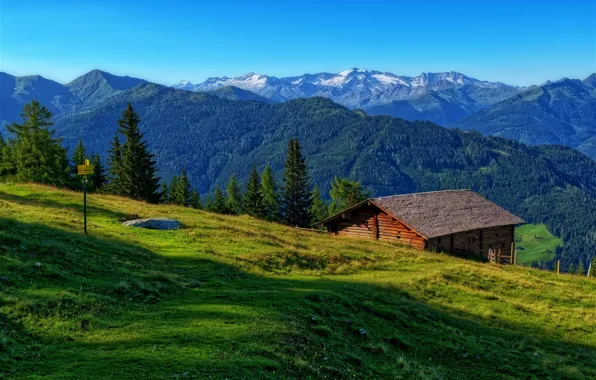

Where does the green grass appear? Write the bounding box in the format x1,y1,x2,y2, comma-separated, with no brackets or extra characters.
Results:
1,183,595,379
515,224,562,266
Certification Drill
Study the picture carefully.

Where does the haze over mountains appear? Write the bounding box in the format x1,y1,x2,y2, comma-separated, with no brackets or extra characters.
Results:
173,68,522,125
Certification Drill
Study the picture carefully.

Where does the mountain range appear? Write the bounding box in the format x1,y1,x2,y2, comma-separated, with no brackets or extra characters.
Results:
453,76,596,159
173,69,522,125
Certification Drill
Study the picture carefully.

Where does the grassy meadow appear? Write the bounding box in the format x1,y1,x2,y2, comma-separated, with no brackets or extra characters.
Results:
0,183,595,379
515,224,562,266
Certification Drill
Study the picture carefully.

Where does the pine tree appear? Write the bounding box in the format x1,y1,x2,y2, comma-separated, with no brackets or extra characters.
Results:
116,103,161,203
281,139,312,227
577,260,585,276
243,164,266,218
329,177,368,214
90,154,106,190
568,263,575,274
7,101,69,186
189,188,202,210
261,165,279,221
310,185,328,223
161,182,170,204
211,185,228,214
72,138,87,173
226,174,242,214
107,134,123,194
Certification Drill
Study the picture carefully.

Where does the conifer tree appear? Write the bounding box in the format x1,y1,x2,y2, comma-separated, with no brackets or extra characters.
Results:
211,185,228,214
171,168,191,206
189,188,202,210
90,154,106,190
243,164,266,218
107,134,123,194
161,182,170,204
577,260,585,276
261,165,279,221
226,174,242,214
310,185,329,223
169,175,179,204
72,138,87,174
568,263,575,274
329,177,368,214
281,139,312,227
0,135,14,176
7,101,69,186
116,103,161,203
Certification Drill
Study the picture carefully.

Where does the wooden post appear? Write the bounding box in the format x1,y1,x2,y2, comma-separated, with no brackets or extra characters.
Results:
511,242,516,265
372,214,379,240
587,261,592,278
557,260,560,274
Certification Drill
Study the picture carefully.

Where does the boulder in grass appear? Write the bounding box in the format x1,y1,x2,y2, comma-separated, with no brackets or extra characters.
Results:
122,218,181,230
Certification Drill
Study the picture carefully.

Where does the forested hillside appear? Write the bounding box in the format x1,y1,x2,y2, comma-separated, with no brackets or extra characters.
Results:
46,84,596,270
453,76,596,159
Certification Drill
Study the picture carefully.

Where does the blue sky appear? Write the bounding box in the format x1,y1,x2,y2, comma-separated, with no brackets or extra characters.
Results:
0,0,594,86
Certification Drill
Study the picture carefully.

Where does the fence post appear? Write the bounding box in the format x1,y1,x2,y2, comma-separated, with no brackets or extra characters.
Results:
557,260,560,274
587,261,592,278
511,242,516,265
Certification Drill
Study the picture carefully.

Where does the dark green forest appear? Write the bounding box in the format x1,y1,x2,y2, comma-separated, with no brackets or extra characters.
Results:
2,83,594,272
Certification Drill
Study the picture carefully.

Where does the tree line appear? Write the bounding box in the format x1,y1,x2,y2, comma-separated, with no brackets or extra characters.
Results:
0,100,367,228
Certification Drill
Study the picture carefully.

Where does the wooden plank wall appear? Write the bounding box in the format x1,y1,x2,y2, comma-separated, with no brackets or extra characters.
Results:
327,205,426,249
426,225,514,260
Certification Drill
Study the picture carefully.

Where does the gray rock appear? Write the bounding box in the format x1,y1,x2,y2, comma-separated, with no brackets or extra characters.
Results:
122,218,180,230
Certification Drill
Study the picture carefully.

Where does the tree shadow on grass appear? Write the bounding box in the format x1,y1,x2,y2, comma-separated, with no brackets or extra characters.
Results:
0,191,131,222
1,218,595,379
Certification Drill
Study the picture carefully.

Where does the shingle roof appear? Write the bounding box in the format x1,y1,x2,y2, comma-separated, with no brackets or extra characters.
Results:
369,190,525,238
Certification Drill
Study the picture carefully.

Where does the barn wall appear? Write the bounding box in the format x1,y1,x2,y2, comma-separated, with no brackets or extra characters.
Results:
326,205,426,249
426,225,514,259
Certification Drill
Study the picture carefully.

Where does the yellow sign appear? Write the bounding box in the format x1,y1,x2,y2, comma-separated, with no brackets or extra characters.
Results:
77,159,94,175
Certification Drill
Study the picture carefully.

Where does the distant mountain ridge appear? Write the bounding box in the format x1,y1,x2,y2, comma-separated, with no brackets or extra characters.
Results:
453,75,596,159
173,68,521,124
0,70,148,125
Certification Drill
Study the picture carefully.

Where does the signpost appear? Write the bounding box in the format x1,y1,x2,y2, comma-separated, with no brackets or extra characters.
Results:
77,159,95,234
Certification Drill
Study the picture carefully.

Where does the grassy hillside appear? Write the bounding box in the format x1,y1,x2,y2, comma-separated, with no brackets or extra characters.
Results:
515,224,563,266
1,183,595,379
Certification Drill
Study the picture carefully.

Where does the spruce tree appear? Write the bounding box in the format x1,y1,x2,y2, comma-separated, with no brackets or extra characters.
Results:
169,175,180,203
107,134,123,194
171,168,191,206
243,164,266,218
211,185,228,214
189,188,202,210
310,185,329,223
72,138,87,173
281,139,312,227
117,103,161,203
161,182,170,204
261,165,279,221
226,174,242,214
577,260,585,276
7,101,69,186
90,154,106,190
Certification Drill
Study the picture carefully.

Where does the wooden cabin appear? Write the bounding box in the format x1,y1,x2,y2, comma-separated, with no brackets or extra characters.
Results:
315,190,525,263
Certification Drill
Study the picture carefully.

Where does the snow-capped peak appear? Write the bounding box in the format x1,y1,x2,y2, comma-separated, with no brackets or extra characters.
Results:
172,68,515,109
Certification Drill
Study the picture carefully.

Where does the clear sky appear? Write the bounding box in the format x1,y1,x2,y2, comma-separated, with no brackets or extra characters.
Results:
0,0,594,86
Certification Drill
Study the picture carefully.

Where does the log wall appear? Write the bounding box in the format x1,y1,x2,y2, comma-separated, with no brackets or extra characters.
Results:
326,205,426,249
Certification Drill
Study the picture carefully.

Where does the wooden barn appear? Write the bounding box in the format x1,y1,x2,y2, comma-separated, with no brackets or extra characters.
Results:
315,190,525,263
